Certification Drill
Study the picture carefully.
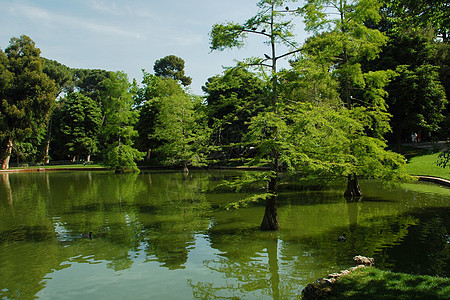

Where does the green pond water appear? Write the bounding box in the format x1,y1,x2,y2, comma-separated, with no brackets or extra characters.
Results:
0,170,449,299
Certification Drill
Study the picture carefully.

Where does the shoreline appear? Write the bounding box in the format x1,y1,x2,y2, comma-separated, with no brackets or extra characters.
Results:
417,175,450,187
1,166,449,188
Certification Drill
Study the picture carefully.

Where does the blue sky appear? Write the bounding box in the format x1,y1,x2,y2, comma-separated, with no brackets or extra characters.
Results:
0,0,308,95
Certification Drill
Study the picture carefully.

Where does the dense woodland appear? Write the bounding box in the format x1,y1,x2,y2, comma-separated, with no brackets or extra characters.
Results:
0,0,448,228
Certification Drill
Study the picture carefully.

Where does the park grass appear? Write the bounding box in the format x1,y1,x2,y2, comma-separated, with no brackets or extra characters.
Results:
328,267,450,300
405,152,450,180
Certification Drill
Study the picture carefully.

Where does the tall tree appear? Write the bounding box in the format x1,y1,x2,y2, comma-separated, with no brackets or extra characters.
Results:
210,0,409,231
153,92,210,173
203,67,267,161
59,92,102,162
299,0,402,194
134,71,186,162
100,71,144,173
361,30,448,145
300,0,388,109
210,0,302,230
0,35,56,169
153,55,192,86
41,59,75,163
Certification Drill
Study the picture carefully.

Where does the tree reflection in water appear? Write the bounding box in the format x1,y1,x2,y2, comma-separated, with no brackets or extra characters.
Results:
0,171,448,299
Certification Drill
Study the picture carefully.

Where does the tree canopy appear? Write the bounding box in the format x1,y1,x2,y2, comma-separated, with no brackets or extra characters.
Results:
58,92,102,161
1,0,447,194
0,35,56,169
153,55,192,86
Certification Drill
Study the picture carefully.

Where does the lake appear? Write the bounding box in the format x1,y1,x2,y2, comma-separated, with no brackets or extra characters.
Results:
0,170,449,299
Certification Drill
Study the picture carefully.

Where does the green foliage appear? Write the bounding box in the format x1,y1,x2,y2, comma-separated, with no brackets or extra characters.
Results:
361,30,448,143
300,0,388,108
99,71,144,172
0,35,56,169
389,64,447,138
209,0,300,80
134,72,186,161
207,0,410,230
153,92,210,170
224,193,273,210
279,56,341,106
134,72,210,170
153,55,192,86
203,67,267,160
103,143,143,173
42,58,74,95
210,22,247,51
384,0,450,42
72,68,112,102
437,147,449,169
59,92,102,159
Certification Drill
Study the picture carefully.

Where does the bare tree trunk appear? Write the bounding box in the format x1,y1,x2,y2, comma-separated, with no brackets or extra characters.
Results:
2,138,13,170
44,117,53,164
44,141,51,164
87,154,91,162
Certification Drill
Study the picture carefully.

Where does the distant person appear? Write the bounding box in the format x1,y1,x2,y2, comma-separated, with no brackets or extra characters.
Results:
411,133,416,144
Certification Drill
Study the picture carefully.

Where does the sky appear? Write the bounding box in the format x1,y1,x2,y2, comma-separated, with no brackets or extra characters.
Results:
0,0,308,95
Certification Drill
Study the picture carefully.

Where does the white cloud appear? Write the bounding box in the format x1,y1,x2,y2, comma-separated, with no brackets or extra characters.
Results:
89,0,162,20
8,2,144,40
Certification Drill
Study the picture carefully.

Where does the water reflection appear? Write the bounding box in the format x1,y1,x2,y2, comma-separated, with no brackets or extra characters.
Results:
0,171,448,299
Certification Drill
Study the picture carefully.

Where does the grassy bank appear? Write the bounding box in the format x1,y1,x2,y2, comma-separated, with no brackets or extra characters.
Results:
328,267,450,299
405,152,450,180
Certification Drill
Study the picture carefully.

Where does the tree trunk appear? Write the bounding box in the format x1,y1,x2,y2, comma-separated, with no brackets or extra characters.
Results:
344,174,363,198
86,154,91,162
393,126,402,153
44,140,50,164
44,117,53,164
2,138,13,170
261,176,279,231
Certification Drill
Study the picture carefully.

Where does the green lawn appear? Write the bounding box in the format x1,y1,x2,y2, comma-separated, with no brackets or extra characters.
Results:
405,152,450,180
328,267,450,299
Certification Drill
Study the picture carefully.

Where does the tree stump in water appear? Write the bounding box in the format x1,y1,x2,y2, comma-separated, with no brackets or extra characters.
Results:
344,174,362,198
260,195,279,231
